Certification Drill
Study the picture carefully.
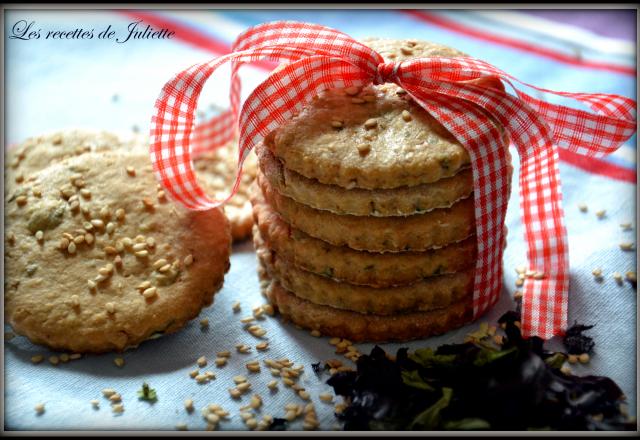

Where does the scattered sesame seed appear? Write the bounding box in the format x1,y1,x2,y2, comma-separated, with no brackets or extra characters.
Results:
578,353,590,364
102,388,116,397
229,388,242,399
364,118,378,129
106,303,116,314
217,351,231,358
619,242,634,251
16,195,28,206
49,355,60,365
401,110,412,121
620,222,633,231
142,287,158,300
135,250,149,258
240,316,255,324
262,304,275,316
400,46,413,55
626,271,637,283
195,374,208,384
237,382,252,393
70,353,82,360
67,242,77,254
189,370,199,378
515,278,524,287
175,423,188,431
592,268,603,280
31,355,44,364
197,356,208,368
109,393,122,403
310,330,321,337
250,394,262,409
329,337,341,346
256,342,269,351
115,208,125,221
184,254,194,267
298,390,310,401
513,291,523,300
90,399,100,409
34,403,45,415
331,120,344,129
106,222,116,234
113,357,125,368
319,393,333,403
613,272,624,285
595,209,606,219
267,380,278,390
79,189,91,199
112,403,124,413
215,357,228,367
35,230,44,242
200,318,209,328
232,301,241,313
126,166,136,176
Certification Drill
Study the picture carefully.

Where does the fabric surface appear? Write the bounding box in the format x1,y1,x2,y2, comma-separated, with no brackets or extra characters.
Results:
4,8,637,431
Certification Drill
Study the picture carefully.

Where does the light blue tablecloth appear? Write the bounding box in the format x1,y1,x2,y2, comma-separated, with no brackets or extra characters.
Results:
4,8,637,431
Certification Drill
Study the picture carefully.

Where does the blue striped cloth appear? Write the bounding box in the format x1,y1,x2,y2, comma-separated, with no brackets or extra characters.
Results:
4,9,636,431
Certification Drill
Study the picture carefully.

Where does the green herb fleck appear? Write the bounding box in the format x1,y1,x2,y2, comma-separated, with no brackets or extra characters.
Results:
137,382,157,403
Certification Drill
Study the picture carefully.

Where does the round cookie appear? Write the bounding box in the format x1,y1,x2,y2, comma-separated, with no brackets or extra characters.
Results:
5,152,232,353
255,172,475,252
259,265,474,343
255,229,473,315
266,38,508,190
195,141,258,242
251,187,477,287
256,141,474,217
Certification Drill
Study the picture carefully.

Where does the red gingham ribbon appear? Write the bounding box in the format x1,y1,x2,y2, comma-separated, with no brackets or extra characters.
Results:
150,21,636,339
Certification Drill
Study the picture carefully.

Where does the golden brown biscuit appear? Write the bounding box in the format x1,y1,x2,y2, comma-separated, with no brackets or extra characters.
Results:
195,142,258,242
256,141,473,217
255,229,473,315
266,38,474,190
5,152,231,353
251,188,476,287
260,266,474,343
255,172,475,252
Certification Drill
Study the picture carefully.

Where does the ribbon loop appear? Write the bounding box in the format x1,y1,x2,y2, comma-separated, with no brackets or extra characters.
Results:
374,61,398,85
150,20,637,340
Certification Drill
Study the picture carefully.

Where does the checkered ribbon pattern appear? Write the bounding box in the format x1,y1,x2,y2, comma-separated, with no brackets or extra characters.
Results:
150,21,636,339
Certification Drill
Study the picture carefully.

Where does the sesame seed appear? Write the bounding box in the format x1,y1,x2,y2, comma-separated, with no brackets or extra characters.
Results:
592,268,603,280
200,319,209,328
132,243,146,252
262,304,275,316
401,110,412,121
626,271,637,283
329,337,341,346
35,230,44,242
578,353,590,364
158,264,171,273
613,272,624,285
620,222,633,231
31,355,44,364
135,250,149,258
310,330,321,337
142,287,158,300
184,254,194,267
175,423,188,431
267,380,278,390
364,118,378,129
344,86,360,96
215,357,228,367
217,351,231,358
113,357,125,367
189,370,199,378
232,301,241,313
34,403,45,414
356,144,371,156
298,390,310,400
87,279,97,290
112,403,124,413
256,342,269,351
206,413,220,424
246,363,261,373
197,356,208,367
157,190,166,200
515,278,524,287
70,295,80,308
146,237,156,248
142,198,154,209
331,120,344,129
229,389,241,399
236,382,252,392
115,208,125,221
400,46,413,55
67,242,77,254
153,258,168,270
319,393,333,402
245,418,258,430
48,355,60,365
79,189,91,199
595,209,606,219
106,303,116,314
195,374,208,384
233,375,248,384
351,97,366,104
250,394,262,409
619,242,634,251
102,388,117,397
126,166,136,176
90,399,100,408
16,196,27,206
70,353,82,360
85,233,94,244
109,393,122,403
106,222,115,234
74,235,85,245
282,378,295,387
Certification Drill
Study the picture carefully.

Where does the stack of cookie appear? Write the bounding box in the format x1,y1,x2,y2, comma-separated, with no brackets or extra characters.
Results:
251,39,509,342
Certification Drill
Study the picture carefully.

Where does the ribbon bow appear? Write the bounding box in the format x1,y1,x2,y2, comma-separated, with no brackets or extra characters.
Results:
150,21,636,339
